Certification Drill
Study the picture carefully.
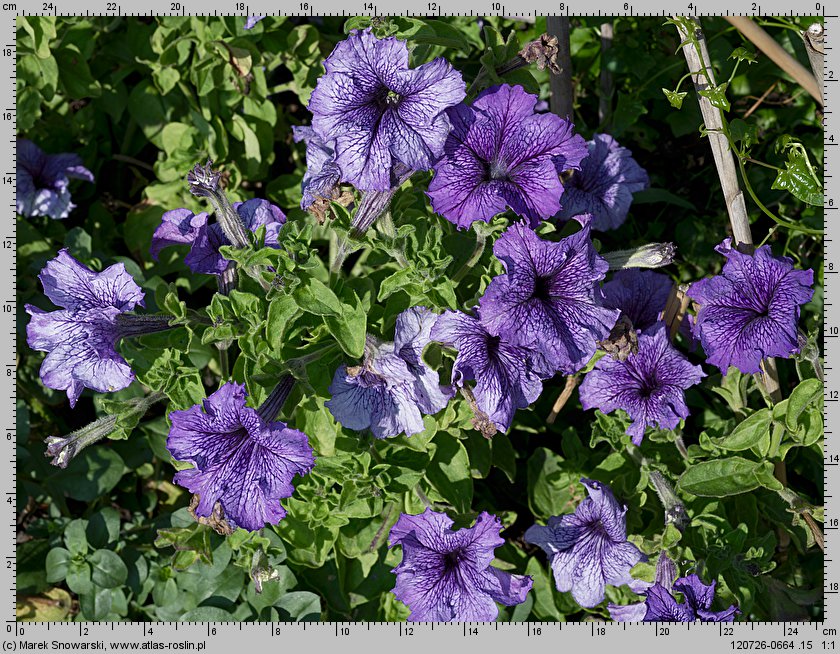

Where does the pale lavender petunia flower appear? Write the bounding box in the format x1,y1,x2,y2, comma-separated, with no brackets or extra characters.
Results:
292,125,342,210
479,215,620,377
427,84,588,229
579,323,705,445
166,381,315,532
308,28,465,192
17,139,94,220
602,269,674,331
555,133,649,231
326,307,452,439
244,16,264,29
687,238,814,375
431,309,543,432
151,198,285,276
389,509,533,622
25,250,171,407
524,478,645,608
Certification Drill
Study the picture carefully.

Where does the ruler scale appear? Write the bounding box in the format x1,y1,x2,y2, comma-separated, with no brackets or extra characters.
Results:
6,2,835,651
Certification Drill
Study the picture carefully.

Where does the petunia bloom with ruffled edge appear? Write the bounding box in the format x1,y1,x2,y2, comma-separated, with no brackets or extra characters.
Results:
602,269,674,331
17,139,94,220
292,126,342,210
308,28,465,192
166,382,315,532
611,569,738,623
687,238,814,375
431,310,543,432
389,508,533,622
555,133,649,231
579,323,705,445
151,198,286,276
24,249,171,408
479,216,620,377
326,307,453,439
524,478,645,608
427,84,588,229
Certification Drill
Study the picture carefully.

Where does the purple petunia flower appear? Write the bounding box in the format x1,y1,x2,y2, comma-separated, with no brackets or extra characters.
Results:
431,310,542,432
151,198,285,276
292,126,342,210
166,382,315,532
308,28,465,192
524,478,645,608
610,560,738,623
555,133,649,231
579,323,705,445
687,238,814,375
389,508,533,622
326,307,452,439
17,139,94,220
244,16,264,29
25,250,171,407
602,269,674,331
479,216,620,377
427,84,588,229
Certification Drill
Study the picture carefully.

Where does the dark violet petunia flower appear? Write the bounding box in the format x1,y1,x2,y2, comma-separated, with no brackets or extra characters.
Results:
292,126,342,210
308,28,465,192
326,307,452,439
244,16,264,29
555,133,649,231
579,323,705,445
524,478,645,608
431,310,543,432
602,269,674,331
687,238,814,375
479,216,620,377
427,84,588,229
25,250,171,407
641,574,739,622
167,382,315,532
151,198,285,276
17,139,94,220
389,508,533,622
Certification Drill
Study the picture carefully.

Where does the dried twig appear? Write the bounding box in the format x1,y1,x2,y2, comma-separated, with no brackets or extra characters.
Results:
674,17,753,248
547,375,580,424
802,23,824,90
599,22,614,125
743,81,778,119
723,16,822,105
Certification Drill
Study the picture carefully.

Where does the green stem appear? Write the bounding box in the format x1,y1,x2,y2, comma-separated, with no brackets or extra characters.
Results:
452,228,487,283
768,421,786,459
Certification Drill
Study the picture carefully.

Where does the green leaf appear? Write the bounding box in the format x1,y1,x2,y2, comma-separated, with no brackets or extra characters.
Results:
491,433,517,483
66,560,93,595
266,295,300,353
45,548,72,583
179,607,235,621
55,44,101,99
785,378,823,432
426,434,473,513
88,550,128,588
18,16,56,59
714,408,772,451
698,82,730,111
378,267,416,302
323,296,367,358
275,591,322,621
729,47,757,63
753,461,784,492
662,87,688,109
293,277,342,316
49,448,126,502
86,508,121,549
527,448,583,520
678,456,763,497
79,588,112,621
772,149,822,206
63,519,89,555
